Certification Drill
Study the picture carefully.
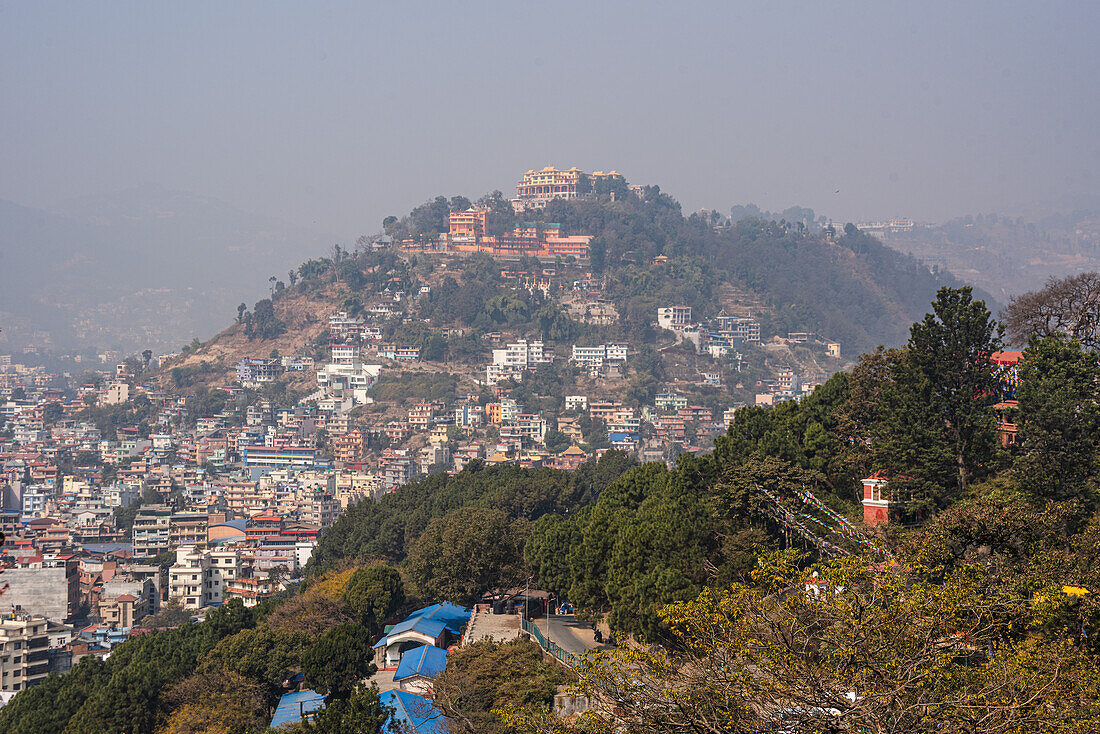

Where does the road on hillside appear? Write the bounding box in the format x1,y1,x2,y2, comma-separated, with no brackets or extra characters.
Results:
539,614,614,656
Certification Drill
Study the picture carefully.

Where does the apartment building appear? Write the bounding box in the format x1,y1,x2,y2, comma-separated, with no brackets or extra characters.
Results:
169,512,209,548
486,340,549,385
132,505,171,558
168,546,242,609
0,613,50,692
657,306,692,330
333,430,369,464
168,546,209,609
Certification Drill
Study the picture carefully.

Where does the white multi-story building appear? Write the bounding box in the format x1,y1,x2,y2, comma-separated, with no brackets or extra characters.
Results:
330,345,360,364
99,381,130,406
604,343,630,361
168,546,210,609
133,506,172,558
570,345,606,369
207,547,242,605
316,347,382,403
500,414,548,445
454,404,484,430
169,546,243,610
657,306,692,331
299,493,340,528
571,343,629,371
499,398,520,423
606,410,641,435
565,395,588,412
486,340,550,385
20,487,51,521
714,315,761,343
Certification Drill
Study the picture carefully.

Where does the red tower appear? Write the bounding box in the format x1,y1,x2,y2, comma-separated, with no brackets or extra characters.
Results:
861,474,889,526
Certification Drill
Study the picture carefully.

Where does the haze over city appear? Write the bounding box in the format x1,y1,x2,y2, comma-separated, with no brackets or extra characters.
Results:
3,3,1100,731
2,1,1098,237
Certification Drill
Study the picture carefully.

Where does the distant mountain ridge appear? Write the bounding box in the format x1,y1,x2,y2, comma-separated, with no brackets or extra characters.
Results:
0,185,337,353
873,210,1100,303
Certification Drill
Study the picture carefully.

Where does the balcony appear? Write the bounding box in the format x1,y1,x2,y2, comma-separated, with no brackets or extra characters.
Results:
26,662,50,677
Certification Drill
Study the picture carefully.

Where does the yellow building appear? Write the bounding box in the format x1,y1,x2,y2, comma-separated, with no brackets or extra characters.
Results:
516,166,585,202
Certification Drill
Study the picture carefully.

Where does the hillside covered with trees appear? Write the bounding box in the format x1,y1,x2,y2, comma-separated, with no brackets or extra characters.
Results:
381,184,987,354
166,181,985,394
4,283,1100,731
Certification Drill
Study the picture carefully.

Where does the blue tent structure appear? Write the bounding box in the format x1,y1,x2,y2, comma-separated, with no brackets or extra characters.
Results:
393,644,448,683
270,690,327,728
381,689,449,734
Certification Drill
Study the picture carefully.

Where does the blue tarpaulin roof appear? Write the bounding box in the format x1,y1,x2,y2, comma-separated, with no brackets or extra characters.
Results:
374,617,447,649
403,602,470,635
393,644,448,681
381,690,448,734
270,690,326,728
374,603,470,649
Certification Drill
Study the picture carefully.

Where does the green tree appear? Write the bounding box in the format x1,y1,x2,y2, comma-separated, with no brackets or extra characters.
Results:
874,288,1002,516
542,429,570,454
908,286,1002,492
160,671,268,734
406,507,530,604
433,638,570,734
197,626,310,713
302,684,393,734
342,565,406,633
422,333,447,362
41,402,63,424
246,298,286,340
1014,336,1100,503
524,514,582,600
541,554,1100,734
302,623,375,700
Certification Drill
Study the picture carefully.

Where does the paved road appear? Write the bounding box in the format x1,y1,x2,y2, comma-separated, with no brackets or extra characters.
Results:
539,614,614,656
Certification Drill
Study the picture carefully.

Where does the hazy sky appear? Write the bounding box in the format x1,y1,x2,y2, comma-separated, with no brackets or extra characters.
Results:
2,1,1098,237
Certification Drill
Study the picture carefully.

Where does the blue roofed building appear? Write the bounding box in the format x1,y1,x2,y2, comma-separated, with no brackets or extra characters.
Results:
403,602,470,635
373,603,470,668
270,690,327,729
381,689,449,734
608,431,640,452
393,643,448,694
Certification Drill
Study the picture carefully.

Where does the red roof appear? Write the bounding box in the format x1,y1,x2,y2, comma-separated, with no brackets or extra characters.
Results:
991,350,1023,365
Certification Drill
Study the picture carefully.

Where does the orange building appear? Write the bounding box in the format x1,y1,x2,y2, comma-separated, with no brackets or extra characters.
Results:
449,209,488,238
404,206,591,259
334,430,369,464
546,235,592,258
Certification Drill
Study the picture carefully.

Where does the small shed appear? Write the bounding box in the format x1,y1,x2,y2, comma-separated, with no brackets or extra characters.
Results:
393,644,448,694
